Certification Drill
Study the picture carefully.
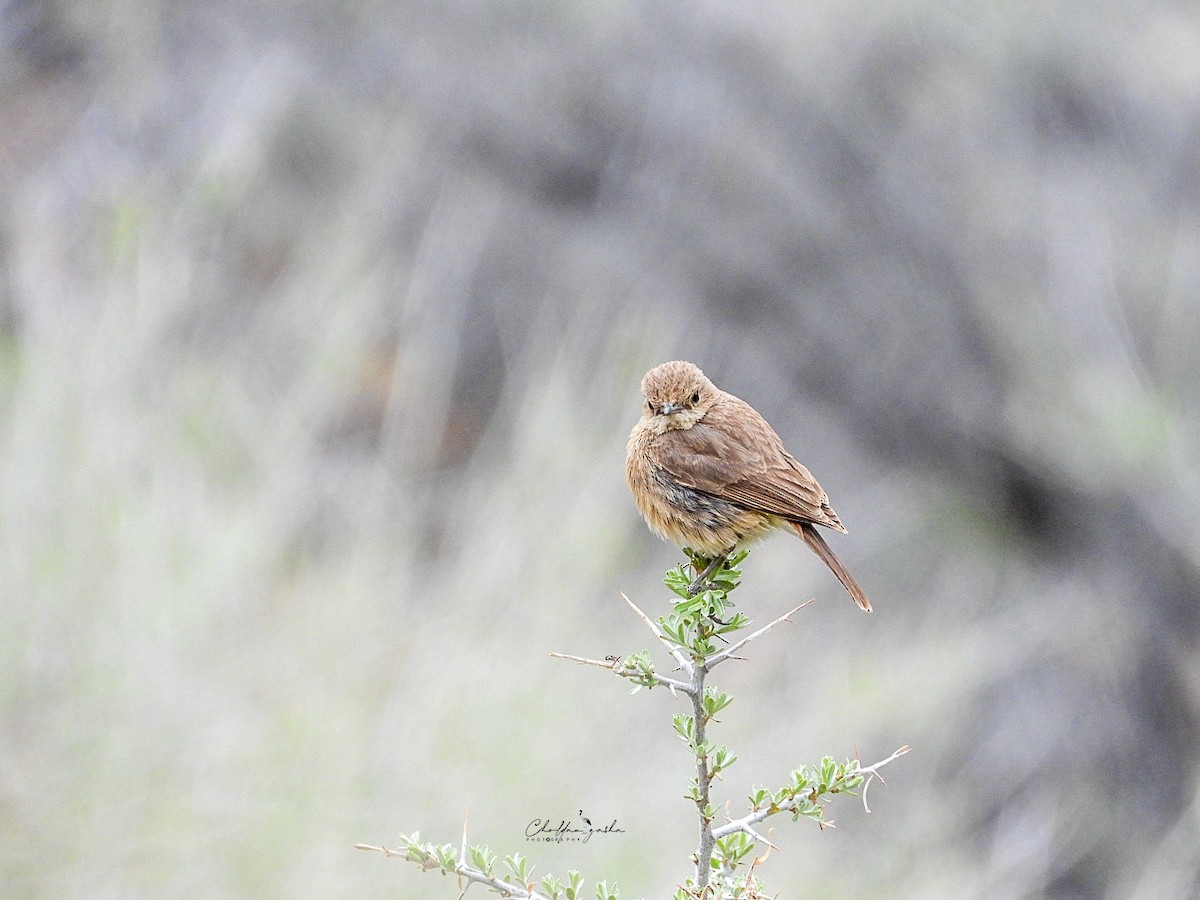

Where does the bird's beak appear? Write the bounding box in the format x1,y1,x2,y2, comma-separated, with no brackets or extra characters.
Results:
660,402,682,416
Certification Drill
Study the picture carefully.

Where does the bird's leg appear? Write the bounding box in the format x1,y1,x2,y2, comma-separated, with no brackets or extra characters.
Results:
687,553,727,596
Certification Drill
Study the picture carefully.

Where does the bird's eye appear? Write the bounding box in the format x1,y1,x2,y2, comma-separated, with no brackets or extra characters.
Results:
690,391,700,405
645,400,655,414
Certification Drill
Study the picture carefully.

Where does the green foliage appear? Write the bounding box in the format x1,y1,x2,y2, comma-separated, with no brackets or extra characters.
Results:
747,755,867,826
713,831,756,869
541,869,587,900
710,745,738,780
619,649,659,689
674,863,766,900
566,869,585,899
468,843,497,875
660,551,752,659
394,832,456,872
504,851,534,883
672,712,697,745
702,686,734,719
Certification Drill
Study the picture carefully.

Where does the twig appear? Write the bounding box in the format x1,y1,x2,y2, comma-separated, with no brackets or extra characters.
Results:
711,745,911,842
355,843,550,899
355,842,404,858
712,799,800,841
859,745,911,813
706,601,814,668
548,651,695,695
745,825,781,853
621,591,695,676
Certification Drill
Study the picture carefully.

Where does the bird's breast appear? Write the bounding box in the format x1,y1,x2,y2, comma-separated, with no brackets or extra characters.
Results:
626,429,774,555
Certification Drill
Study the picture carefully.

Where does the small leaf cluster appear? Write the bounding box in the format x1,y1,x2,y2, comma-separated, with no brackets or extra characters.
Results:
673,876,767,900
676,835,768,900
747,755,866,826
396,831,456,872
660,551,751,659
618,649,659,689
712,831,756,872
704,832,769,898
672,833,771,898
392,833,617,900
672,687,737,767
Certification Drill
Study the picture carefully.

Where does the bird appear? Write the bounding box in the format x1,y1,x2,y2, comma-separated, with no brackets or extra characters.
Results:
625,360,871,612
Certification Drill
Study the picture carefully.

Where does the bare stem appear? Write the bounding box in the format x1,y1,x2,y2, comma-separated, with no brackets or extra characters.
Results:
691,662,715,892
621,591,695,676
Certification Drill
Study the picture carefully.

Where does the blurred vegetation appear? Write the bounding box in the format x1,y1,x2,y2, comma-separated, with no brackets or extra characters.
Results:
2,0,1199,897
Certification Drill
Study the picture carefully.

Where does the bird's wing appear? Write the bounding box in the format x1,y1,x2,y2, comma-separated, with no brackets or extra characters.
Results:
656,395,846,531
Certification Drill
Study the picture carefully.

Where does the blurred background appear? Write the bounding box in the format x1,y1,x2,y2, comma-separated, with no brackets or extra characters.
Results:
2,1,1199,897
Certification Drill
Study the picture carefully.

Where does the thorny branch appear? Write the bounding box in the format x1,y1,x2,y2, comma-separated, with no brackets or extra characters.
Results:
711,745,912,841
355,842,550,899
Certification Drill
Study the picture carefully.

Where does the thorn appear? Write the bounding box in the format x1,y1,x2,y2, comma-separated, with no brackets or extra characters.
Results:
457,805,470,869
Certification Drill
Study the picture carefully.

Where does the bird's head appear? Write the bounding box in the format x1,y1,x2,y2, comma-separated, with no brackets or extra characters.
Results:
639,360,719,433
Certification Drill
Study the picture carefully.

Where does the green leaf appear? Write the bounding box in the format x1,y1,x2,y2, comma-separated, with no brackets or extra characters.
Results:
712,746,738,775
433,844,456,870
627,650,654,673
665,565,693,598
658,614,689,647
820,756,837,789
702,687,734,718
714,830,755,867
672,713,695,743
791,765,813,791
674,597,697,615
503,852,532,882
467,844,495,874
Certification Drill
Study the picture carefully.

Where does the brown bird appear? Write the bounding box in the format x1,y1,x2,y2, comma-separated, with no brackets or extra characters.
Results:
625,360,871,612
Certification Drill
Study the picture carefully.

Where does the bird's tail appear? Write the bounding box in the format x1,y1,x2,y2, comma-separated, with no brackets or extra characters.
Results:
794,522,872,612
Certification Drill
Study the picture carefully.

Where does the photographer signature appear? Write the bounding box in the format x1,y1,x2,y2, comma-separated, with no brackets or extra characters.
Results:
525,810,625,843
